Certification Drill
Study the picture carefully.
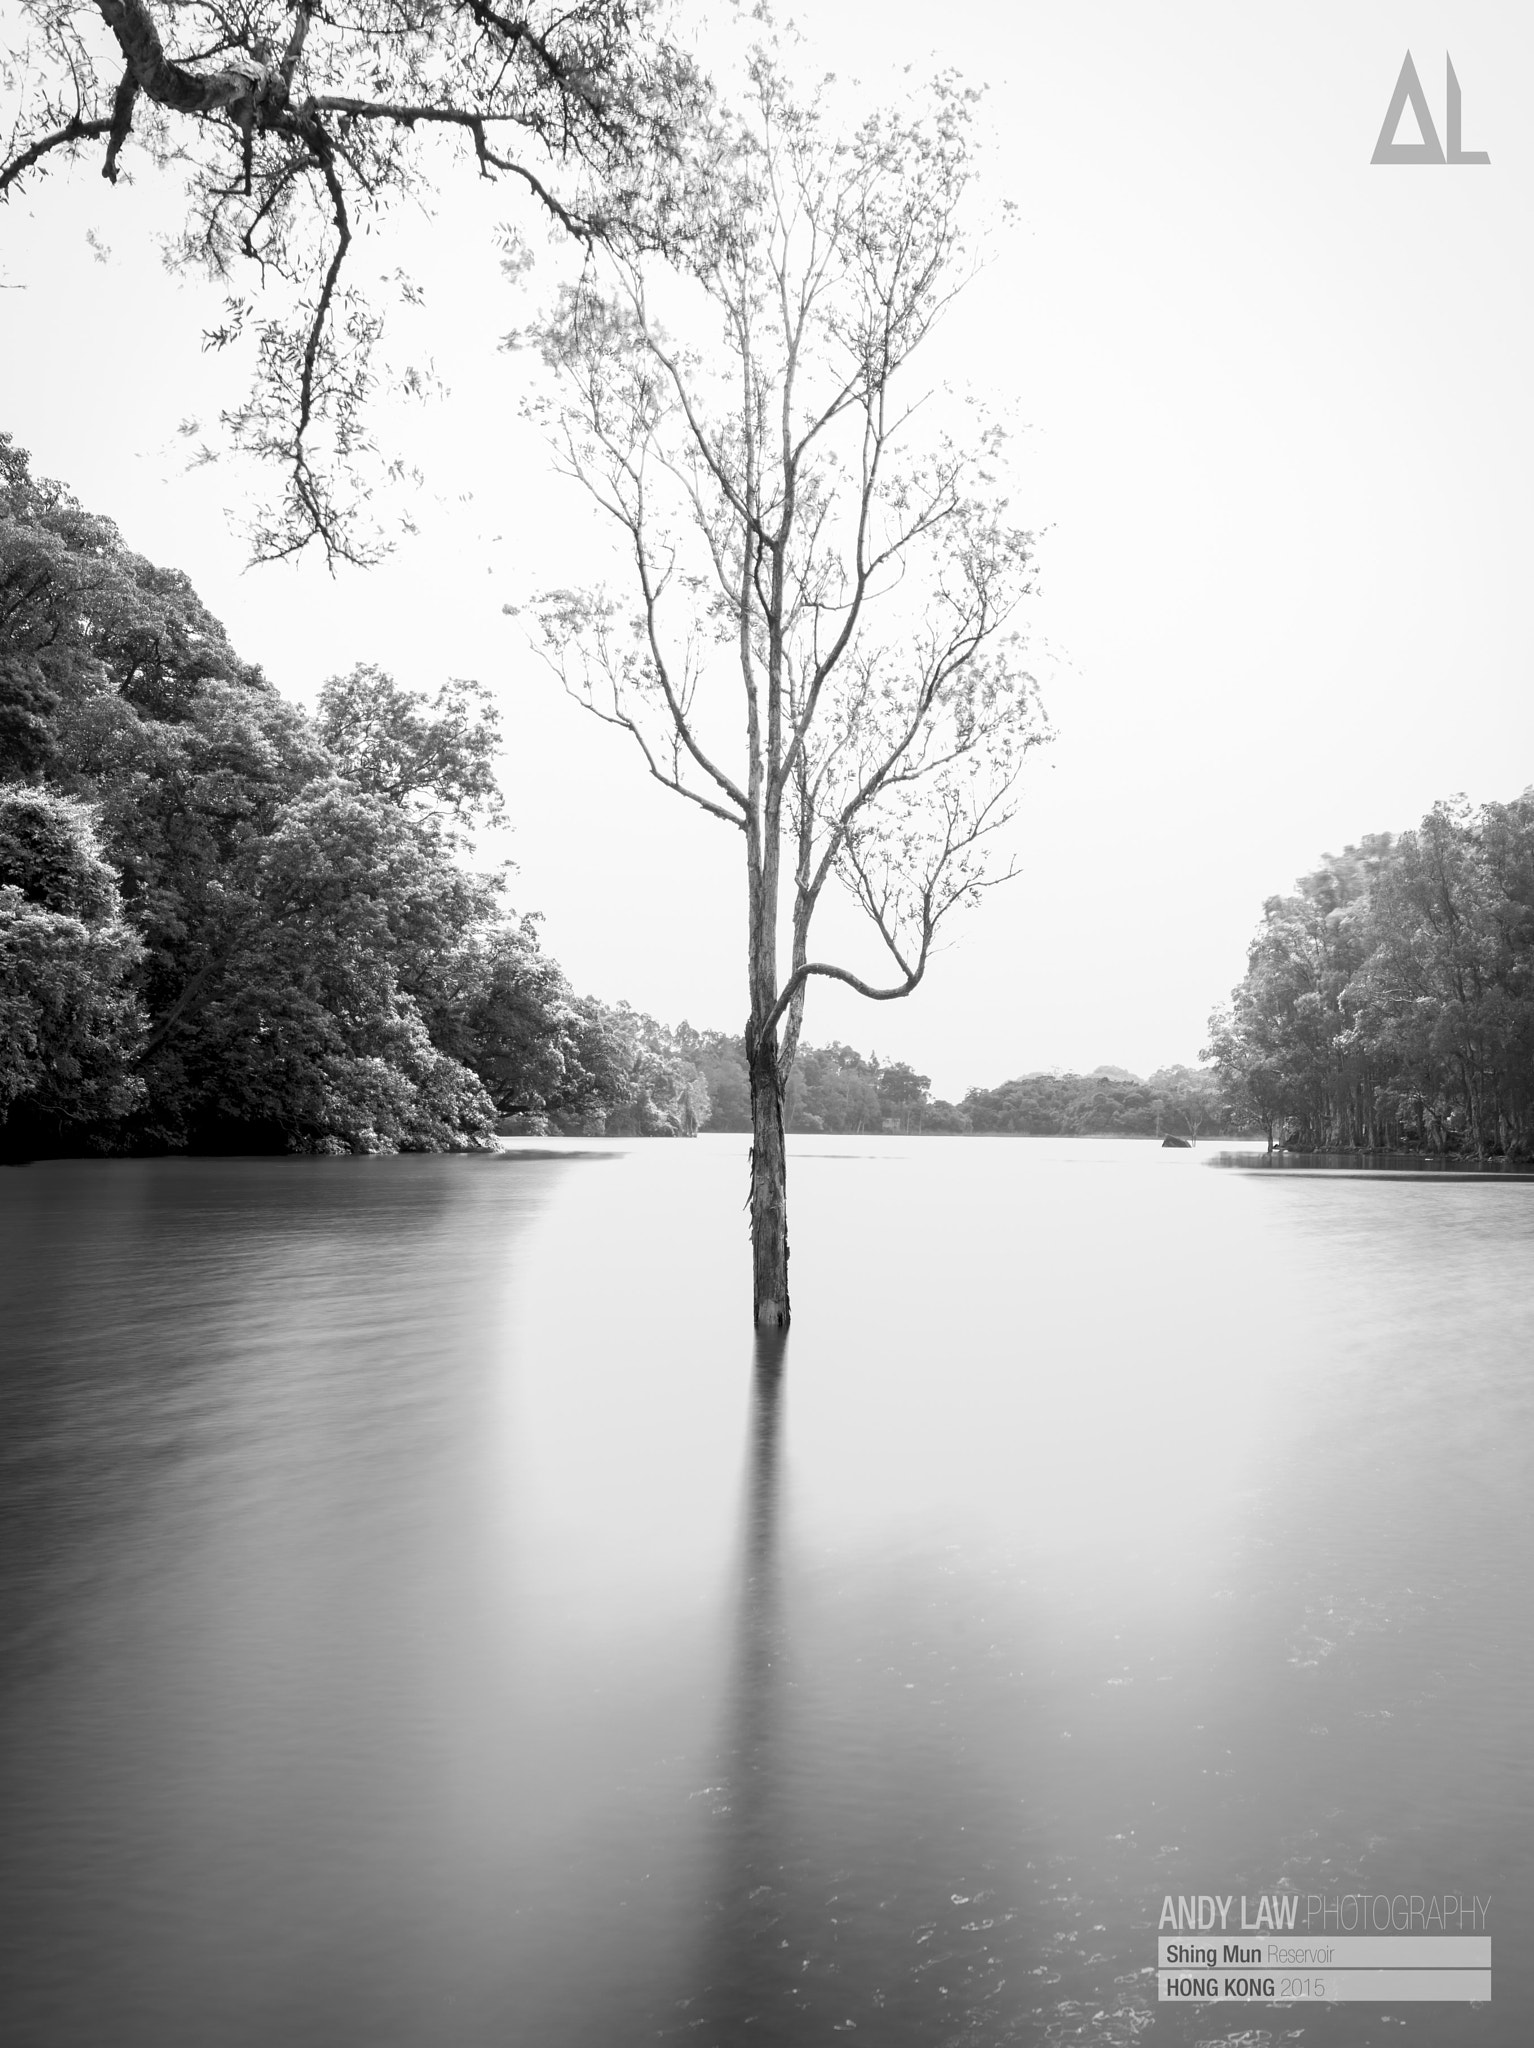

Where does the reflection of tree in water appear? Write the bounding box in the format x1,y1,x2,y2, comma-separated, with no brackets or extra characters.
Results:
679,1333,1029,2047
682,1331,816,2047
675,1340,1161,2048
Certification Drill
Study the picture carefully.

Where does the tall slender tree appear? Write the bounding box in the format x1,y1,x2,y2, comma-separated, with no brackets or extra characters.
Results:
529,57,1047,1324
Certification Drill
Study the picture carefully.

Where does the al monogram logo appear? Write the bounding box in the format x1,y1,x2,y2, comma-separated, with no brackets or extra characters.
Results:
1372,51,1489,165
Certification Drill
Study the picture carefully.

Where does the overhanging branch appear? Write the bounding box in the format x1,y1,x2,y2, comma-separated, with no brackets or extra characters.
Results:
0,113,114,194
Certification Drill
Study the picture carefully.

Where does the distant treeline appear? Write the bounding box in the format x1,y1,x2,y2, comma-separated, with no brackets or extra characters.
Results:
2,434,1241,1158
647,1041,1245,1141
1206,794,1534,1157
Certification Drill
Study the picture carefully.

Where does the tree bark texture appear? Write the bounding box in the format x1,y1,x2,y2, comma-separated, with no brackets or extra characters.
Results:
747,1020,789,1328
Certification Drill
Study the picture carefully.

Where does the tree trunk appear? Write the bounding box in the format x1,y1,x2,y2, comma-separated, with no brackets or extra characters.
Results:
748,1021,790,1327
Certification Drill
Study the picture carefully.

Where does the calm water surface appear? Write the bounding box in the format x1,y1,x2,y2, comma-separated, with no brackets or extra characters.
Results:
2,1139,1530,2046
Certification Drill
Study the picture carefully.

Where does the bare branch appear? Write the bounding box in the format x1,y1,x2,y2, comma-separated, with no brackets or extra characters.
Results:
561,673,746,829
0,112,114,195
762,951,929,1042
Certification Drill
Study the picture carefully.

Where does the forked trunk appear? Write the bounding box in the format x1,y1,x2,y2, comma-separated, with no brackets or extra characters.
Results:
748,1022,790,1327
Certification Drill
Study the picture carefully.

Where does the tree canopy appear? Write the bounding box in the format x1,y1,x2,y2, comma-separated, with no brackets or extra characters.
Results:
1,0,697,560
0,430,716,1155
0,784,145,1139
1206,795,1534,1157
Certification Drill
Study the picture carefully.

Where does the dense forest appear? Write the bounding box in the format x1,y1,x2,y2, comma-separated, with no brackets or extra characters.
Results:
0,433,712,1158
1207,797,1534,1157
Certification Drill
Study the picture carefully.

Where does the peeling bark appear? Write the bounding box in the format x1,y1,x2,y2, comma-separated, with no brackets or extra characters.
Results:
96,0,291,123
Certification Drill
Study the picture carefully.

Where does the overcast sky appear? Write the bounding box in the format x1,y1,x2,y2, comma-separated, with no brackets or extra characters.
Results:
3,0,1528,1098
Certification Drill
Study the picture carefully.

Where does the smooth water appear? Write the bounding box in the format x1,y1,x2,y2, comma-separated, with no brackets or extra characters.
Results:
2,1139,1530,2046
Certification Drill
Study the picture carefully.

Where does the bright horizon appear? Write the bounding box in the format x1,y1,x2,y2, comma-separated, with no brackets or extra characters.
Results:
3,1,1529,1100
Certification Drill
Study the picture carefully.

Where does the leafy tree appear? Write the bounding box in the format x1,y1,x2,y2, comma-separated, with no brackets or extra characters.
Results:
1,431,263,754
316,665,505,836
920,1096,970,1134
151,776,500,1151
0,434,515,1152
1199,1011,1279,1151
433,912,579,1119
678,1023,750,1130
1145,1063,1223,1141
785,1042,881,1135
1203,843,1385,1152
585,1001,706,1135
0,653,58,782
1209,795,1534,1157
0,782,122,919
876,1060,930,1134
0,786,145,1152
547,993,637,1131
531,55,1046,1322
1,0,697,559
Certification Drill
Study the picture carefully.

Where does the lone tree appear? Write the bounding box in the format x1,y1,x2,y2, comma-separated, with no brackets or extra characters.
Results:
529,57,1047,1326
1,0,694,561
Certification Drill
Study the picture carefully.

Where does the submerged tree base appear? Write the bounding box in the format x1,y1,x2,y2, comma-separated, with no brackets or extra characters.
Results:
749,1030,791,1329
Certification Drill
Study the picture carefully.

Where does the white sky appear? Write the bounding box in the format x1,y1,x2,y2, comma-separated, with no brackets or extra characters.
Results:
3,0,1529,1099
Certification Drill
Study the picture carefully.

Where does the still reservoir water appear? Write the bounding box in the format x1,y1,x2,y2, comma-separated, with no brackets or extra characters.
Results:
2,1138,1530,2046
